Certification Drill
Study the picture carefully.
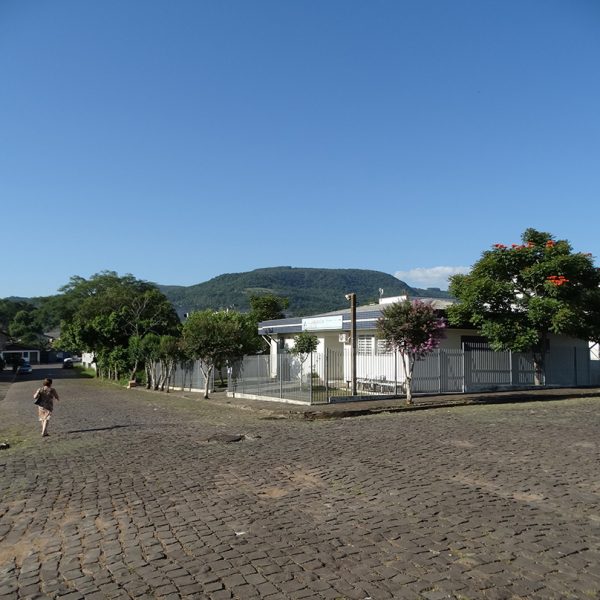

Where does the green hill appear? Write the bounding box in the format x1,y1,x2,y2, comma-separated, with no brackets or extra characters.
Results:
158,266,450,317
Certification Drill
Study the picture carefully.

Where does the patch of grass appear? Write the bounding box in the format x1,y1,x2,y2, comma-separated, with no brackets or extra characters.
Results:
74,366,97,378
0,427,37,452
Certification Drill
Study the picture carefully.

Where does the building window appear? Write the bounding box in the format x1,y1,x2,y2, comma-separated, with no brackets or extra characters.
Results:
358,335,373,355
376,338,392,355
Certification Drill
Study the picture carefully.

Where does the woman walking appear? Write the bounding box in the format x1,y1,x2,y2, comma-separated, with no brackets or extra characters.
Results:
34,378,60,437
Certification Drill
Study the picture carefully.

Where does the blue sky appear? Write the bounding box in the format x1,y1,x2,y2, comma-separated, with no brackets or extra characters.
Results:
1,1,599,298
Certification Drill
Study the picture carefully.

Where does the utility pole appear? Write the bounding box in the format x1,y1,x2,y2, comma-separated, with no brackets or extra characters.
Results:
346,293,357,395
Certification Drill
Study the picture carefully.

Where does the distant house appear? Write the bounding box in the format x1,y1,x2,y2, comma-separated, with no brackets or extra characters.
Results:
43,327,61,345
0,342,42,365
255,295,591,395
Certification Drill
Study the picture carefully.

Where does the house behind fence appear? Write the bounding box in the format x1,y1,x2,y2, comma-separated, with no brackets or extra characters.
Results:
228,345,592,405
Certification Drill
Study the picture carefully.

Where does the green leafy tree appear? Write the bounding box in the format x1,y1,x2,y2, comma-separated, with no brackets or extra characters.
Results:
290,332,319,389
245,294,290,354
133,334,183,391
8,309,43,345
57,272,180,380
182,309,256,398
448,228,600,385
128,334,147,382
0,299,34,331
377,300,446,404
156,335,183,392
139,333,162,389
249,294,289,322
35,295,65,331
291,331,318,357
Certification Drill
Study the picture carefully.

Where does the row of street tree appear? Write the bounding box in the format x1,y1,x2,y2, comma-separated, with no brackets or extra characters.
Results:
48,271,289,398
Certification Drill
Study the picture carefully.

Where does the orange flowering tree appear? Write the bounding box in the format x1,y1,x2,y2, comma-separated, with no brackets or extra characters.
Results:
448,228,600,385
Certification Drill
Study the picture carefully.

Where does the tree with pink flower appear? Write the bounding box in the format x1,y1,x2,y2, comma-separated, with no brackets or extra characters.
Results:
376,299,446,404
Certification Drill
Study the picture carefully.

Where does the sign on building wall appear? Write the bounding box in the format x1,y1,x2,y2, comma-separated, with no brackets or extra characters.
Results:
301,315,343,331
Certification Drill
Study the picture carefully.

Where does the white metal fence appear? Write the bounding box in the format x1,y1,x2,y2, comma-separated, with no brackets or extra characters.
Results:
154,360,215,393
228,346,591,405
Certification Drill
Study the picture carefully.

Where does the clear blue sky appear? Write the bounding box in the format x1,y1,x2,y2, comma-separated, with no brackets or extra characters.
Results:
1,1,599,298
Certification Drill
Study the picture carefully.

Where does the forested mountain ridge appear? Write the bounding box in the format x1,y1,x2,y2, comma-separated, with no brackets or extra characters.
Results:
1,268,452,332
157,266,451,317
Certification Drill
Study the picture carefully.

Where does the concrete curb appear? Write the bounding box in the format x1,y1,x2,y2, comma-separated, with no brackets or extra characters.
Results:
161,385,600,421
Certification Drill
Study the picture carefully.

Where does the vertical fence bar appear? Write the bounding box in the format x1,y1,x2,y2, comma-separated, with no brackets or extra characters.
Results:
309,352,314,404
279,352,283,399
325,349,329,403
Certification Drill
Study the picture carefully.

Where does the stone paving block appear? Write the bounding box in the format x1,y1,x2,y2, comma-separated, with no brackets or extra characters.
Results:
256,581,280,596
481,586,514,600
230,583,261,598
209,590,233,600
55,592,85,600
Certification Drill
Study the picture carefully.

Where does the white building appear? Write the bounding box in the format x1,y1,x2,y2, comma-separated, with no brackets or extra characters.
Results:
256,295,591,393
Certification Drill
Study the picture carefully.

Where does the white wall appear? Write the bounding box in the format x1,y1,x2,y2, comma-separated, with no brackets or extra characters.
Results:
82,351,97,370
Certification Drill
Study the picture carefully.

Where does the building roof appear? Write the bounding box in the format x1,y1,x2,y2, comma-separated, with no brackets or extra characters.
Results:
2,343,42,351
258,296,454,336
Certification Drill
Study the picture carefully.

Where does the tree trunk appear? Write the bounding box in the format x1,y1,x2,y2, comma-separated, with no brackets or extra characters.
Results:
203,364,214,399
162,360,175,392
402,353,414,405
533,334,547,386
129,360,139,383
533,352,546,386
145,363,151,389
151,362,159,390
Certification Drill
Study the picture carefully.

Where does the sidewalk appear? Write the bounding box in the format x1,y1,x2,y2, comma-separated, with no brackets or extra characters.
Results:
167,385,600,420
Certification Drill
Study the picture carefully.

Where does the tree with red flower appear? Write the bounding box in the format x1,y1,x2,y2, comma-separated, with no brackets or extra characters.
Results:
448,228,600,386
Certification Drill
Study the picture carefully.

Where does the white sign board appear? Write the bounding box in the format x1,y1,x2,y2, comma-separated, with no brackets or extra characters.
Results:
301,315,343,331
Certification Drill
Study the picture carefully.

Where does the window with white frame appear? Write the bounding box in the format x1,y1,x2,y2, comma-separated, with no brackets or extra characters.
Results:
358,335,373,355
376,338,392,355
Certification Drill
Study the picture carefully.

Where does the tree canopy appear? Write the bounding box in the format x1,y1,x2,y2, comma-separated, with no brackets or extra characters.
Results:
58,271,180,379
182,309,257,398
249,293,289,322
290,332,319,357
448,228,600,384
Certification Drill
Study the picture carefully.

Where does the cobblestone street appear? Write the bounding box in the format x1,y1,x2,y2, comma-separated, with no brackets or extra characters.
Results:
1,368,600,599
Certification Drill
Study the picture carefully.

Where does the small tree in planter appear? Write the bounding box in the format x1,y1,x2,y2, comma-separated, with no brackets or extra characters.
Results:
377,299,446,404
290,332,318,389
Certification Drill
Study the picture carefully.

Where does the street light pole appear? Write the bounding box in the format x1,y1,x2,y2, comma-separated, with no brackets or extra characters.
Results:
346,293,357,395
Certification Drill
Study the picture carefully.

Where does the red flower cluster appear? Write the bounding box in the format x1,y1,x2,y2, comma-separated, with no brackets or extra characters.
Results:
547,275,569,286
494,242,537,251
545,240,556,248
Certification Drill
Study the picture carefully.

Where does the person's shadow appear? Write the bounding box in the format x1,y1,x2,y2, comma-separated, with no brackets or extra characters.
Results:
66,424,134,434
